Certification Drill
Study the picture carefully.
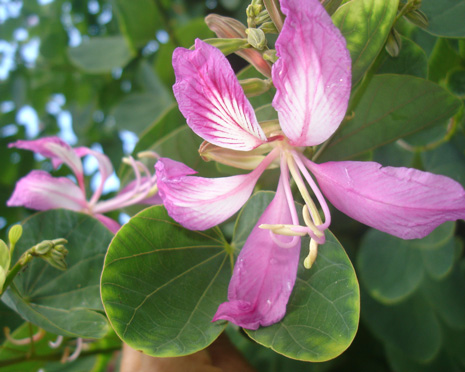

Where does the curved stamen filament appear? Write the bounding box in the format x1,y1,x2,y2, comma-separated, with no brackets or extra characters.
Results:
286,155,324,237
304,239,319,269
268,230,300,248
294,153,331,230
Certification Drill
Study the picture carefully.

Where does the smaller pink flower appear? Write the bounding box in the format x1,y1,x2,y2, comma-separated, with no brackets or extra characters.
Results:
7,137,160,233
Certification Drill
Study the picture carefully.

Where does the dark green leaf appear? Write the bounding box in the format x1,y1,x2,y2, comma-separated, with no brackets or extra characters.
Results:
318,74,462,161
362,290,441,363
420,0,465,38
377,36,428,78
101,206,231,356
1,210,112,339
333,0,399,85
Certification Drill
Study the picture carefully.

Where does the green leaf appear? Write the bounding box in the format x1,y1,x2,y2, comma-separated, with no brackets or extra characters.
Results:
446,68,465,99
362,290,442,363
233,193,359,362
332,0,399,85
68,36,134,74
0,301,23,345
113,0,161,50
377,36,428,78
420,0,465,38
108,92,173,134
0,239,9,270
101,206,231,357
1,210,112,339
318,74,462,161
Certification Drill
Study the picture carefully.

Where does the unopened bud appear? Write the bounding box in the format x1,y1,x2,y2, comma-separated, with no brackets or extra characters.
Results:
385,29,402,57
245,28,267,50
0,267,6,291
0,240,9,270
240,77,272,97
405,9,428,29
8,225,22,248
263,49,278,63
259,21,278,34
200,38,249,56
32,240,54,255
205,14,247,39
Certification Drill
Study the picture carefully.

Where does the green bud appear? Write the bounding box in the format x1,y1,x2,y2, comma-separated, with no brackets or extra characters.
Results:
32,240,54,255
245,28,267,50
259,21,278,34
8,225,22,248
405,9,428,29
199,38,249,56
240,78,272,97
0,240,9,271
263,49,278,63
0,267,6,292
385,29,402,58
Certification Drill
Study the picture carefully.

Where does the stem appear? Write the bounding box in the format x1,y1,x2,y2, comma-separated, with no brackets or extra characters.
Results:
0,346,121,368
1,253,31,295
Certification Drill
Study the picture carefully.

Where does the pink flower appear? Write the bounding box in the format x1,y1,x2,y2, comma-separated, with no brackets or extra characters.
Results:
7,137,160,233
156,0,465,329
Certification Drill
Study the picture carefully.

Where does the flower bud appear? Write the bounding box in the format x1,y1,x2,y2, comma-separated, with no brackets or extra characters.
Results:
0,240,9,271
32,240,54,255
246,28,267,50
259,21,278,34
205,14,247,39
240,77,272,97
263,49,278,63
8,225,22,248
405,9,429,29
385,29,402,57
200,38,249,56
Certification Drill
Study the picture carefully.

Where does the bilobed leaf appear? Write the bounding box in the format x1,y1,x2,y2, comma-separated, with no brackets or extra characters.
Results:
1,210,112,339
68,36,134,74
420,0,465,38
318,74,462,161
421,238,456,280
101,206,232,356
113,0,161,50
332,0,399,85
233,193,359,362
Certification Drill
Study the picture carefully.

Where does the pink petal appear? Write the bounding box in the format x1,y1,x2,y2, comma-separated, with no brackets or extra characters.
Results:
173,39,266,151
272,0,351,146
6,170,86,212
213,176,301,329
95,214,120,233
74,147,113,185
9,137,83,177
155,153,275,230
306,160,465,239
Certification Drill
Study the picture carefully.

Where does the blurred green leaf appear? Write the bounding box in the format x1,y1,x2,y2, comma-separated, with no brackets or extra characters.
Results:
101,206,231,356
446,68,465,99
333,0,399,85
1,210,112,339
113,0,161,50
236,193,360,362
108,92,173,134
362,290,442,363
420,0,465,38
428,38,462,83
68,36,135,74
319,74,462,161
